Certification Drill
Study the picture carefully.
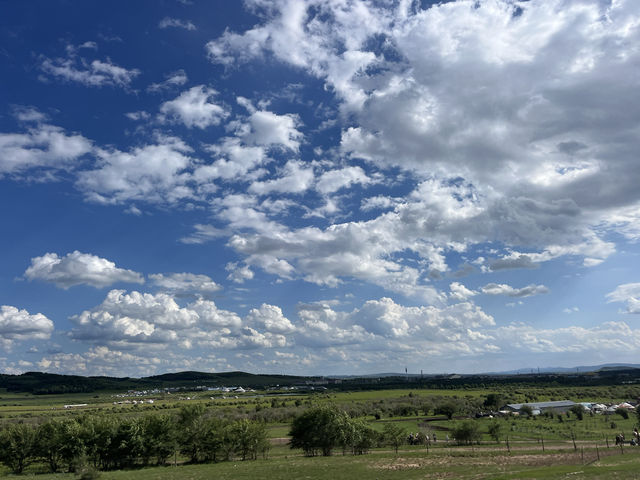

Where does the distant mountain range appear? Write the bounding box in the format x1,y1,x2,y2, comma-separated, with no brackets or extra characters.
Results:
1,364,639,394
481,363,640,375
330,364,640,378
0,370,314,395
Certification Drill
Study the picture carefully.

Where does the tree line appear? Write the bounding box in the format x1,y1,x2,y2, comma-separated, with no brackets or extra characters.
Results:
287,404,499,457
0,404,269,474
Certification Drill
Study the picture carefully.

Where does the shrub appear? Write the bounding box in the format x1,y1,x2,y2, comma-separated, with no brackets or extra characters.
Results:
615,408,629,419
452,421,481,445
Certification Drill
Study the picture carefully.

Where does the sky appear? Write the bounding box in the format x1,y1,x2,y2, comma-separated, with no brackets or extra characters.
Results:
1,0,640,378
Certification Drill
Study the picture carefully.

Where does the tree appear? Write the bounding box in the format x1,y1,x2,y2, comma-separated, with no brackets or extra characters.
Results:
109,418,144,469
452,421,481,445
37,420,65,473
229,419,270,460
199,417,226,462
176,404,206,463
383,422,406,454
139,414,176,466
0,423,37,474
289,405,347,456
77,415,117,470
435,401,458,420
483,393,505,411
338,417,376,455
615,407,629,420
519,405,534,417
58,419,85,472
487,421,503,443
569,405,584,421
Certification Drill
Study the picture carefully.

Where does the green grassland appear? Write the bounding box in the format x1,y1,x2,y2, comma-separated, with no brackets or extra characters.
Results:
3,444,640,479
3,383,640,478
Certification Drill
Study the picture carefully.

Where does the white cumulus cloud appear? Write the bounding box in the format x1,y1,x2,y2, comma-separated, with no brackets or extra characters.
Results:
149,272,221,295
159,85,229,129
0,124,91,176
0,305,54,348
25,251,144,289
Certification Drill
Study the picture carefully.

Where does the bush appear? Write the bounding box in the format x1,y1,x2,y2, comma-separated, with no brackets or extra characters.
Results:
615,408,629,419
451,420,481,445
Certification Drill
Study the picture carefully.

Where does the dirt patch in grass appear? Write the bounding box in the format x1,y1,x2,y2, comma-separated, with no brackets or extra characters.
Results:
371,450,618,473
270,437,290,445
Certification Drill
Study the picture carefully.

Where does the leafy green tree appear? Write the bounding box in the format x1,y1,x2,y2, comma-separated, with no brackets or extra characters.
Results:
487,421,503,443
289,405,347,456
338,417,376,455
37,420,65,472
569,405,584,421
229,419,270,460
452,420,481,445
435,401,458,420
78,415,116,470
109,418,144,469
199,417,227,462
383,422,406,454
176,404,206,463
140,414,176,465
58,419,85,472
218,422,238,461
519,405,534,417
483,393,505,411
0,423,37,473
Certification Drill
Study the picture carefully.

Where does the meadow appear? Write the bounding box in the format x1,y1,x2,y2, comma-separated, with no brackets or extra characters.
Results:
2,383,640,479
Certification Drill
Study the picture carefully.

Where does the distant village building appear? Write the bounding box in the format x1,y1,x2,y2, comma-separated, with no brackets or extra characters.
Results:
504,400,576,415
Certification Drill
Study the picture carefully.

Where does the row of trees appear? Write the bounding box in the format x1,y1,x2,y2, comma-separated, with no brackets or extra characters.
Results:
288,405,510,456
288,405,498,457
0,404,269,474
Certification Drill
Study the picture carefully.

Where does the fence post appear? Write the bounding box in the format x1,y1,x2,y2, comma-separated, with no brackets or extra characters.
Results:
596,444,600,462
541,436,545,452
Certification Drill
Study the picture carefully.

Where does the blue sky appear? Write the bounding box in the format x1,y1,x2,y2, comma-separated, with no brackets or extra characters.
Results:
2,0,640,377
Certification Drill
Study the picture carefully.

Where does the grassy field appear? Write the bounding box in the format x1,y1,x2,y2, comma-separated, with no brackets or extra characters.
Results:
3,385,640,478
3,444,640,479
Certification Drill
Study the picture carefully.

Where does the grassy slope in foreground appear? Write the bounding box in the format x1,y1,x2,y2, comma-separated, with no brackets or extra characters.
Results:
4,448,640,480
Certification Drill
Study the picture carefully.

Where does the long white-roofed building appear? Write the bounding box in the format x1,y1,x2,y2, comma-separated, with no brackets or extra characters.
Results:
504,400,576,415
